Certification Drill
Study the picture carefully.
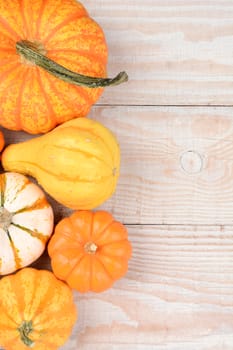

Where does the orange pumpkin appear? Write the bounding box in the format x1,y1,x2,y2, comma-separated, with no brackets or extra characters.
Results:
0,0,127,134
0,129,4,153
48,210,132,293
0,268,77,350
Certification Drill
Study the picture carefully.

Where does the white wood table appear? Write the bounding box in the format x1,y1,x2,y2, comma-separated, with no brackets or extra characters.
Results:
4,1,233,349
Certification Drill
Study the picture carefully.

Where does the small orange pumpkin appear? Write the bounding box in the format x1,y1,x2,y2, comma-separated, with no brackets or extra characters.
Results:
48,210,132,293
0,0,127,134
0,268,77,350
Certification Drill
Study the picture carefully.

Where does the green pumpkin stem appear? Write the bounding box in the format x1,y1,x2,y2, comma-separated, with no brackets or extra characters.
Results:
18,320,34,348
16,40,128,88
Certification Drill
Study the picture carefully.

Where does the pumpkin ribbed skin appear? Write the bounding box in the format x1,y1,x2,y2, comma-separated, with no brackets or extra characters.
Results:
0,172,54,275
0,268,77,350
0,0,107,134
2,118,120,210
48,210,132,293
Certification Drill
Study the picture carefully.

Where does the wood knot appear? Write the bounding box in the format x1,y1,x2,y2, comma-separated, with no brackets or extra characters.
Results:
180,150,204,174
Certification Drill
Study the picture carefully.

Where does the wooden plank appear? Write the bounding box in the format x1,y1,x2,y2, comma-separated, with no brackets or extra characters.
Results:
82,0,233,106
95,105,233,225
50,224,233,350
4,105,233,225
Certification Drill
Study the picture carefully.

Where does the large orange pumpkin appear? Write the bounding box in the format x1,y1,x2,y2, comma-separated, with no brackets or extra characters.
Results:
48,210,132,293
0,0,127,134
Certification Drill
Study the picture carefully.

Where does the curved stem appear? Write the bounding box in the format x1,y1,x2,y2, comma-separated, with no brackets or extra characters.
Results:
16,40,128,88
18,320,34,348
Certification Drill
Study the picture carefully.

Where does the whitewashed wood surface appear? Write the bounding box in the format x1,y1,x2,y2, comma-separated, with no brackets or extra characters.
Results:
85,0,233,106
3,1,233,349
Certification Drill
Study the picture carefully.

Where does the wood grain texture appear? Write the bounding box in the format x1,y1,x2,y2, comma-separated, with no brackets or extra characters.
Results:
83,0,233,106
54,224,233,350
95,105,233,225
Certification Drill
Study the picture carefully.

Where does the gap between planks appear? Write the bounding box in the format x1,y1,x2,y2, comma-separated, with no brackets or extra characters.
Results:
97,104,233,108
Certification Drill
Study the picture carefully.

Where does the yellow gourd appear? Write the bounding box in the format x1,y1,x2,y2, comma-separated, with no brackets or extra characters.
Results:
2,118,120,209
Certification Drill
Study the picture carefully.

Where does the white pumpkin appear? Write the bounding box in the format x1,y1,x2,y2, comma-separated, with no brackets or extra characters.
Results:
0,172,54,275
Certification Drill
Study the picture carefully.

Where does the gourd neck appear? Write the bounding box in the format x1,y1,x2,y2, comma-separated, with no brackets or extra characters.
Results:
0,207,12,231
16,40,128,88
18,320,34,347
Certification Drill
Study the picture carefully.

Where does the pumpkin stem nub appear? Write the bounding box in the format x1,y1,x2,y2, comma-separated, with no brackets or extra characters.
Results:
18,320,34,348
0,207,12,231
84,242,98,254
16,40,128,88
